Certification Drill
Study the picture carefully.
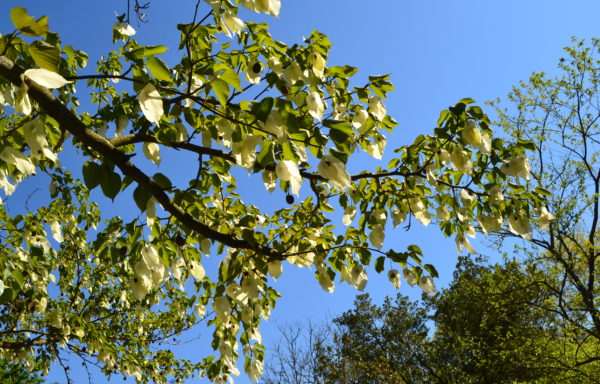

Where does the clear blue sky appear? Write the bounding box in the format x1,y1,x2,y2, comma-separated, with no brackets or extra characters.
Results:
2,1,600,383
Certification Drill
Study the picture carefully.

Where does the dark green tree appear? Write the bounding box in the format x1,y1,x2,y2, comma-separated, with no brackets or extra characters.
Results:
426,258,564,383
264,257,591,383
0,359,43,384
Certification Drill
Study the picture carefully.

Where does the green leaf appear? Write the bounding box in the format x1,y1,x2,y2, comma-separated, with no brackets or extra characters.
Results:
210,78,229,106
251,97,274,122
28,40,60,73
12,269,24,287
467,105,484,119
329,147,349,163
0,287,14,305
517,138,536,151
101,171,121,200
387,250,408,267
326,65,359,78
146,56,173,82
457,97,476,105
423,264,439,278
133,185,151,212
281,140,300,162
374,256,385,273
82,162,102,190
220,68,242,91
153,173,173,189
407,244,423,256
257,141,275,167
323,119,353,146
534,187,553,197
130,45,169,59
10,7,49,37
357,247,371,265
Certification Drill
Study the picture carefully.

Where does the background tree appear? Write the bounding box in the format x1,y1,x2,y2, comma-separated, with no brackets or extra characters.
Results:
491,37,600,373
264,257,591,383
0,1,549,382
427,258,567,383
260,322,329,384
0,359,44,384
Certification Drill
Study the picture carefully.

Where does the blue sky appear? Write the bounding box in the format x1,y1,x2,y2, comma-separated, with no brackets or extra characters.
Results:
2,0,600,383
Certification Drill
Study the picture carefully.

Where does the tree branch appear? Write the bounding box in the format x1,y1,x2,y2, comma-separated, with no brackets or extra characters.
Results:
0,56,280,259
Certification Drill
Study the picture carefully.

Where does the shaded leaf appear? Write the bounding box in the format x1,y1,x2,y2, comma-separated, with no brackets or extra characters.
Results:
82,162,102,190
211,78,229,106
28,41,60,72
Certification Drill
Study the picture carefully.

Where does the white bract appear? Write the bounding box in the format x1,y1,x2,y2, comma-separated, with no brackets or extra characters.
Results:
222,10,244,37
317,155,351,190
308,52,326,79
213,296,231,319
342,206,356,226
143,142,161,165
0,147,35,176
246,60,262,84
508,213,533,240
537,206,556,231
267,57,282,75
365,133,386,160
317,271,335,293
267,260,282,280
306,92,325,120
388,270,401,289
241,0,281,16
188,260,206,280
352,108,369,131
477,212,503,234
368,96,386,121
283,62,303,84
262,170,277,192
450,148,473,175
0,170,15,195
500,154,530,182
113,22,136,36
233,135,262,169
275,160,302,195
50,221,63,243
478,133,492,154
138,83,163,125
22,119,57,162
24,69,72,89
369,224,385,249
418,276,436,295
461,120,481,147
455,233,476,254
247,359,264,382
349,265,368,291
403,268,417,286
264,110,285,138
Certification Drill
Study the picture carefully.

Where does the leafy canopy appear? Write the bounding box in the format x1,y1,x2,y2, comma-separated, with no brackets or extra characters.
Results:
0,1,550,382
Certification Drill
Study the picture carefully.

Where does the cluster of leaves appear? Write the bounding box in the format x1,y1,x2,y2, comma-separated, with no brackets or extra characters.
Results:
0,1,551,382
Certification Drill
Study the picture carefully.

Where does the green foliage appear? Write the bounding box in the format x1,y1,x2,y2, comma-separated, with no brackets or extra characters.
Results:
0,1,550,382
265,257,597,383
0,359,44,384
